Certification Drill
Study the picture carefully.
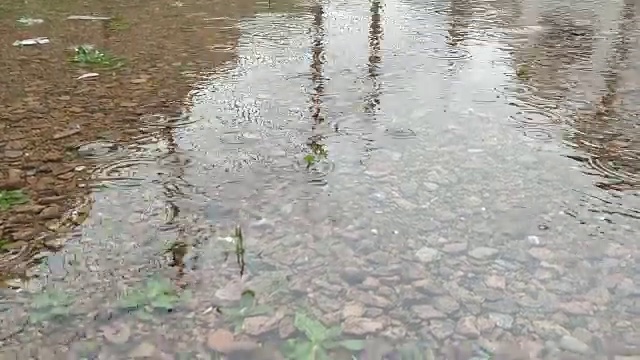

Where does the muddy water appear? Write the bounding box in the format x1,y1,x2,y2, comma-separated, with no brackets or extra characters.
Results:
1,0,640,358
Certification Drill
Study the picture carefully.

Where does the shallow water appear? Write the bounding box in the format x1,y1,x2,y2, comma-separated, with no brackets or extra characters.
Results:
1,0,640,358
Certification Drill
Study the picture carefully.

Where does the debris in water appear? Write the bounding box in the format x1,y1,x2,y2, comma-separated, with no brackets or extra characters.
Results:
77,72,100,80
13,37,50,46
16,17,44,26
66,15,111,21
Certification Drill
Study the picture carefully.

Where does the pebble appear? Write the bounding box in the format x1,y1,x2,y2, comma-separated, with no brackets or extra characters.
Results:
342,317,385,335
489,313,514,329
207,329,235,353
456,316,480,338
129,342,156,358
559,335,591,354
415,246,441,263
468,246,499,259
433,296,460,314
411,304,446,320
442,242,468,254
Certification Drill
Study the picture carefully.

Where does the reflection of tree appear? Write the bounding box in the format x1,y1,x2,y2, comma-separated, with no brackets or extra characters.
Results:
306,2,328,164
446,0,471,48
568,0,639,190
513,10,594,101
363,0,383,117
161,115,189,281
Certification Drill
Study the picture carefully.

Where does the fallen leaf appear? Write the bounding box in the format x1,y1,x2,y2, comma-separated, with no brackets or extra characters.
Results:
77,73,99,80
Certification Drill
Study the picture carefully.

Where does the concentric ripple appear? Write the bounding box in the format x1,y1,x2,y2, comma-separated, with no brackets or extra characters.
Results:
508,107,563,128
423,47,472,60
523,128,554,141
139,112,198,128
89,157,157,188
384,127,417,139
588,152,640,184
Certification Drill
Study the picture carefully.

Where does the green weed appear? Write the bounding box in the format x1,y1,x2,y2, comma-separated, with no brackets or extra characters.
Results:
29,289,74,323
118,278,189,320
0,190,28,211
71,45,124,68
221,289,272,333
281,312,365,359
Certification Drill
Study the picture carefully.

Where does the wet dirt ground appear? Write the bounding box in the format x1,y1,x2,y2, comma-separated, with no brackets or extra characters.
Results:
1,0,640,358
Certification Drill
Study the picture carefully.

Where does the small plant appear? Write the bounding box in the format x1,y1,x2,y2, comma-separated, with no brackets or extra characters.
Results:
221,289,271,333
118,278,188,319
107,16,129,31
0,189,28,211
0,239,10,252
304,141,328,169
29,289,74,323
71,45,123,68
281,312,365,359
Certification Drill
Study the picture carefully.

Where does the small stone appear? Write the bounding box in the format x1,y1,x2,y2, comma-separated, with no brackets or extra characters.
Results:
489,313,514,329
413,279,446,295
476,315,496,333
361,277,380,289
39,205,62,220
343,317,384,335
429,320,455,340
558,301,594,315
52,128,81,140
528,247,555,260
1,169,24,190
411,304,446,320
442,242,468,254
341,267,367,284
101,322,131,344
468,247,499,259
433,296,460,314
342,302,365,318
527,235,543,246
129,342,156,358
456,316,480,338
485,275,506,289
243,315,276,336
278,317,295,338
207,329,235,353
559,335,590,354
415,247,441,263
533,320,570,338
12,204,45,214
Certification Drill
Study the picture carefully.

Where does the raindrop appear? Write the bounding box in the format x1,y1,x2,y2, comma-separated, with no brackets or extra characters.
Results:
508,107,562,128
89,157,156,188
139,112,198,128
587,153,640,185
384,128,417,139
423,47,471,60
523,128,553,141
76,141,122,159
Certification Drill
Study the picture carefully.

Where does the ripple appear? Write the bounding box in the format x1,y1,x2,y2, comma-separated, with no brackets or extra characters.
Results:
423,47,471,60
291,157,335,186
588,152,640,184
384,127,417,139
219,130,262,145
523,128,553,141
508,107,563,128
76,141,123,159
89,157,156,188
139,112,198,128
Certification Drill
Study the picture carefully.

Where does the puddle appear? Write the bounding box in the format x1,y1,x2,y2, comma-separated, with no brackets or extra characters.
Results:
2,0,640,358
